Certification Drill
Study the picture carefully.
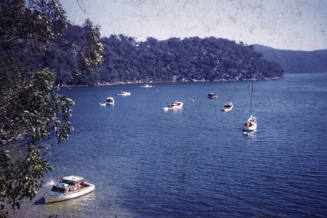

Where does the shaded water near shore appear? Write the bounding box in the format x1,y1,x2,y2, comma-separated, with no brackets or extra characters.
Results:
15,73,327,217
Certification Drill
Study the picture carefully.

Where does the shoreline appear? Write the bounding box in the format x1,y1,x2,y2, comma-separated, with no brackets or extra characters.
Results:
60,76,282,88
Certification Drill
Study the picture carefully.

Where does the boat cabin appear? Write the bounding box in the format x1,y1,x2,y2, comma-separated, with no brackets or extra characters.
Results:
51,183,70,193
106,97,114,103
60,176,85,185
49,176,88,194
168,101,182,108
208,93,218,99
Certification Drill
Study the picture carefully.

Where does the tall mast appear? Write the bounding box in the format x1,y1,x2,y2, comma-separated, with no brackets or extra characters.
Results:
251,78,254,116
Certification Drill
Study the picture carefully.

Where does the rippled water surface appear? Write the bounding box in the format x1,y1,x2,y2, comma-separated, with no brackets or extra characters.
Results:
19,74,327,217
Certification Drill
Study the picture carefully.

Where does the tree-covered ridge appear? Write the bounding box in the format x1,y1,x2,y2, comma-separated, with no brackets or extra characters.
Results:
36,25,284,85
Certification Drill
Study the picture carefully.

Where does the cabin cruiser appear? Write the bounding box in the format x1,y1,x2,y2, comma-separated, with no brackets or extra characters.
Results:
163,101,184,111
208,93,218,99
141,84,152,88
117,91,131,96
221,102,233,112
44,176,95,203
106,97,115,105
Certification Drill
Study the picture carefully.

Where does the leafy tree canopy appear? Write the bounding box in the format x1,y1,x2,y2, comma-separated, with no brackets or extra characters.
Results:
0,0,103,215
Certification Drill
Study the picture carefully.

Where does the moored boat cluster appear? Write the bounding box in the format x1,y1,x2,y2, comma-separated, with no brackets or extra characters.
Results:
100,80,257,135
46,80,257,204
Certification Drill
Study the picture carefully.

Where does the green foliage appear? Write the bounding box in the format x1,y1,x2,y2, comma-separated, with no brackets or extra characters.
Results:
10,23,284,86
17,27,283,85
95,35,284,83
0,0,103,214
0,0,67,48
77,19,104,76
0,69,74,144
0,69,74,212
0,146,51,211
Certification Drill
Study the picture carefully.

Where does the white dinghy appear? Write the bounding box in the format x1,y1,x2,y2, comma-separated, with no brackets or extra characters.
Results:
117,91,131,96
208,93,218,99
141,84,152,88
222,102,233,112
163,101,183,111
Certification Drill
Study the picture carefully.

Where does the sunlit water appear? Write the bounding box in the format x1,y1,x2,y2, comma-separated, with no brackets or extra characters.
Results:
16,74,327,217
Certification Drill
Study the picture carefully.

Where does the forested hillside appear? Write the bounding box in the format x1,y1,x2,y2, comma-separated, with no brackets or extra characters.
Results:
14,24,285,85
254,44,327,74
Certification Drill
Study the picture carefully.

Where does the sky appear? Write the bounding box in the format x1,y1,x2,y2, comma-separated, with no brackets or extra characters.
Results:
61,0,327,51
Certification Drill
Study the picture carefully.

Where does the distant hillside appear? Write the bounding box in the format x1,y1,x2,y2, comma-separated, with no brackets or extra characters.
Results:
54,26,284,84
8,25,284,85
95,35,284,85
254,44,327,74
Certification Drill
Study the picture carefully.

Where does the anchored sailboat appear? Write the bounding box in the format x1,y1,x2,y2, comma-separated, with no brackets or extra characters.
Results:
243,79,257,133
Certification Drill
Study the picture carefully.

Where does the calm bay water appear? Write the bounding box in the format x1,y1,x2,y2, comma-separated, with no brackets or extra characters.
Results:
17,73,327,217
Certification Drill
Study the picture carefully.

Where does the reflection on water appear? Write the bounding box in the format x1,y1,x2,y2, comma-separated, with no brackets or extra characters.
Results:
244,130,258,144
45,192,96,217
243,129,257,137
12,191,96,218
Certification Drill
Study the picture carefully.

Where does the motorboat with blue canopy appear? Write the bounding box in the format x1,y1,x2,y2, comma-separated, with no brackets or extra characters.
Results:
44,176,94,203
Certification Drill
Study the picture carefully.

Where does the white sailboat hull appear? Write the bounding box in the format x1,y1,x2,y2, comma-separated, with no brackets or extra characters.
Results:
243,124,257,131
44,183,95,203
243,115,257,132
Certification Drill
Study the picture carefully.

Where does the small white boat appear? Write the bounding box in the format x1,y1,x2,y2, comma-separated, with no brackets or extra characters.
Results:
222,102,233,112
141,84,152,88
117,91,131,96
44,176,95,203
163,101,184,111
208,93,218,99
105,97,115,105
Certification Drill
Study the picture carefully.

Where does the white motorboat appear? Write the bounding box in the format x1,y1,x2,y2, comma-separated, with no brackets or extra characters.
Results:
117,91,131,96
243,79,257,133
44,176,95,203
222,102,233,112
208,93,218,99
141,84,152,88
105,97,115,105
163,101,184,111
